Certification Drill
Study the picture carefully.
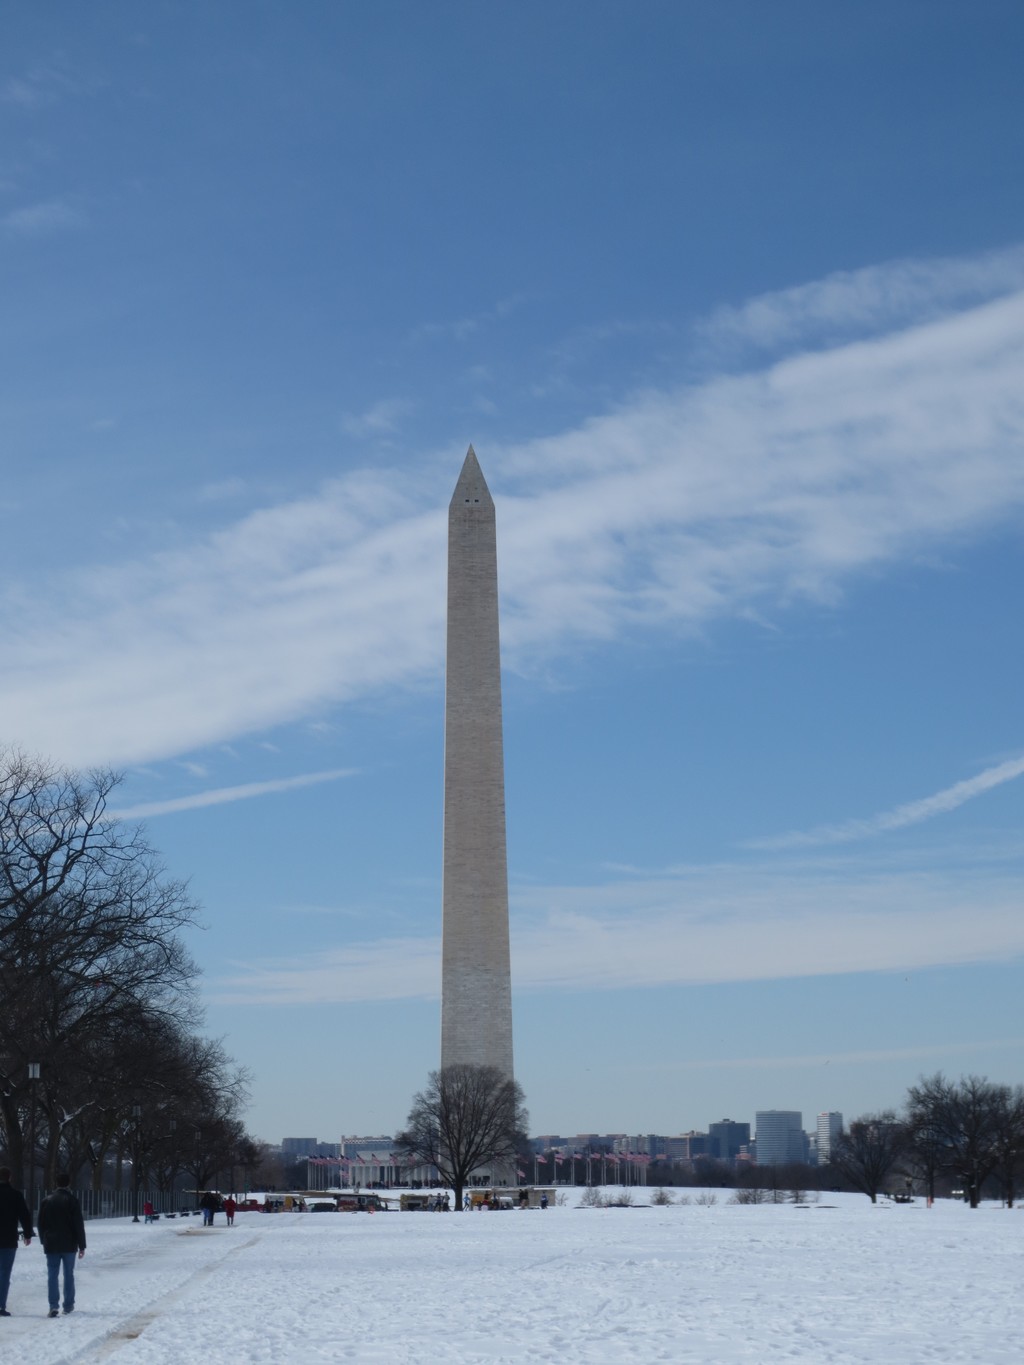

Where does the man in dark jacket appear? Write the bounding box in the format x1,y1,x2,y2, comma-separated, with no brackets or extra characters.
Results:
0,1167,34,1317
37,1174,86,1318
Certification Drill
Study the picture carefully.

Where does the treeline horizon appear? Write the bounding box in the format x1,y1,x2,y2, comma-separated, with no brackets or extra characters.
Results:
0,748,266,1201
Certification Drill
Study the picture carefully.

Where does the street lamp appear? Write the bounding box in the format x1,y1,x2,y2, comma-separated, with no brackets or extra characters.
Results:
131,1105,143,1223
167,1119,177,1212
27,1063,40,1215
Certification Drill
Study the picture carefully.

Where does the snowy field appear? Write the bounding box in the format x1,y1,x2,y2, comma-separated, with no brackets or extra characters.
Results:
1,1189,1019,1363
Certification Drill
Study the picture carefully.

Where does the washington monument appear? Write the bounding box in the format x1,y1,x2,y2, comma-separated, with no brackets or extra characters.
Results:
440,446,514,1079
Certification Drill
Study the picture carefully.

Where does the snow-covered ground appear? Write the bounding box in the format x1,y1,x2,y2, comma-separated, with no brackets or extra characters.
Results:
2,1189,1019,1363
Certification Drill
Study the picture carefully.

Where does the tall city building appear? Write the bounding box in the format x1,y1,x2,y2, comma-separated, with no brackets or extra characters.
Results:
440,448,515,1079
755,1110,806,1165
281,1138,340,1157
816,1111,843,1164
709,1119,751,1161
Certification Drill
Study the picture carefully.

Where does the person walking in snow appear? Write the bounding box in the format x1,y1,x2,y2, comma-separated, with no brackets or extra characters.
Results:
37,1174,86,1318
0,1166,34,1317
223,1196,236,1226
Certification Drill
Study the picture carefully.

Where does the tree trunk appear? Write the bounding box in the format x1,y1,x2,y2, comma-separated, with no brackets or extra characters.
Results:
3,1125,24,1192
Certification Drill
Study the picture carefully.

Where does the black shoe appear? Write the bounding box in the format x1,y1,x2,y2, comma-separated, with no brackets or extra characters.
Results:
64,1306,75,1315
48,1309,59,1318
0,1308,10,1316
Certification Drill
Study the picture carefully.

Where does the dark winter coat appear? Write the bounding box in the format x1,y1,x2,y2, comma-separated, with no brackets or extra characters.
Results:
0,1179,33,1248
37,1188,86,1255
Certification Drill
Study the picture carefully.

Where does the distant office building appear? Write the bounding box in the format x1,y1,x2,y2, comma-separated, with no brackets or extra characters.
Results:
281,1137,318,1155
675,1132,711,1161
282,1137,339,1157
816,1112,843,1164
341,1135,393,1159
614,1135,670,1157
568,1135,625,1153
709,1119,751,1161
755,1111,805,1165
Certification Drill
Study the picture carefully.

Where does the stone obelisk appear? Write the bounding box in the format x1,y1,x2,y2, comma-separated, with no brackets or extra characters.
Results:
440,446,514,1079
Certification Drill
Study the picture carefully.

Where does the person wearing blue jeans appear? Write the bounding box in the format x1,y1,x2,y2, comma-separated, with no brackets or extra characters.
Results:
0,1166,35,1317
45,1253,78,1315
37,1174,86,1318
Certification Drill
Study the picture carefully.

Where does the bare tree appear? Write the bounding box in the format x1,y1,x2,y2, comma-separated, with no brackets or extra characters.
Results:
906,1074,1006,1208
902,1107,945,1204
0,749,202,1183
729,1186,769,1204
0,749,257,1207
830,1111,907,1203
989,1085,1024,1208
395,1064,527,1212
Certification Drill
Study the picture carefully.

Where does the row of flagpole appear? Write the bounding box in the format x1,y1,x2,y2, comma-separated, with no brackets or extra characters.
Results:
532,1151,651,1186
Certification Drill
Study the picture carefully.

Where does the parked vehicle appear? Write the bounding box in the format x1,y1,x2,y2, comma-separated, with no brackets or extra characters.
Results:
336,1192,392,1212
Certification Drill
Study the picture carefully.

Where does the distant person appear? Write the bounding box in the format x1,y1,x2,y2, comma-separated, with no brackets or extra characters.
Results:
223,1196,237,1226
0,1166,34,1317
463,1193,471,1211
200,1191,217,1226
143,1200,156,1224
37,1173,86,1318
540,1193,549,1209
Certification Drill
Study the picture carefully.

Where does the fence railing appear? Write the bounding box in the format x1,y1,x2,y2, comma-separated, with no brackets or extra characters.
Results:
73,1189,199,1222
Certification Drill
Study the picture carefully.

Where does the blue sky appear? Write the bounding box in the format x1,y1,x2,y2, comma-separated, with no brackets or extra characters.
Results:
2,1,1023,1145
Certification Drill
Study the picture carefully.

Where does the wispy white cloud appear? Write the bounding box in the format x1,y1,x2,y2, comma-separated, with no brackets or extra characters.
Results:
341,397,413,438
213,935,440,1006
750,755,1024,850
697,243,1024,357
196,477,249,503
3,198,85,237
407,294,528,345
111,768,358,821
1,62,94,109
209,855,1024,1005
640,1037,1024,1073
1,248,1024,769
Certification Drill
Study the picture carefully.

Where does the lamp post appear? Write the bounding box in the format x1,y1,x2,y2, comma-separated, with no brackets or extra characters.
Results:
131,1105,142,1223
194,1128,202,1208
27,1063,40,1216
167,1119,177,1213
